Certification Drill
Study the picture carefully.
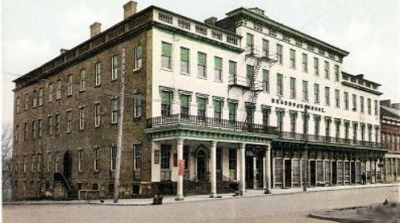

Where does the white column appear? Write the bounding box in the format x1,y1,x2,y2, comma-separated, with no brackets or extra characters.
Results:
176,138,184,200
239,143,246,195
210,141,217,198
264,143,271,194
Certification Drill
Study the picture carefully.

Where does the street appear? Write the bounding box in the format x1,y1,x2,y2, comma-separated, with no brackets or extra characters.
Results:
3,185,398,223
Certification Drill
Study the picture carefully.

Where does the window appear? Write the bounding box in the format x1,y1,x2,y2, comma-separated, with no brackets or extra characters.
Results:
229,149,237,170
367,98,371,115
16,97,20,113
94,147,100,171
277,73,283,96
335,89,340,108
262,39,269,57
47,153,52,172
325,87,330,106
324,61,330,79
314,83,320,103
352,94,357,111
32,90,37,107
302,53,308,72
66,111,72,132
197,97,207,120
161,42,172,69
48,83,54,102
133,144,142,170
229,61,237,83
277,44,283,64
302,80,308,101
160,145,170,169
353,123,358,142
94,103,101,127
344,122,350,140
180,94,190,118
262,107,270,126
78,150,84,172
245,104,255,124
38,119,43,138
95,62,102,86
111,55,118,80
48,116,53,136
32,120,37,139
134,45,143,70
55,153,59,172
214,57,222,81
290,49,296,69
228,102,237,122
325,119,331,137
276,111,284,131
80,69,86,91
180,47,190,74
111,98,118,124
334,65,340,81
374,100,378,115
161,91,172,116
67,74,73,96
55,114,61,134
360,96,364,113
134,92,142,118
290,77,296,99
262,69,269,92
56,80,62,99
246,65,254,87
314,57,319,76
79,107,85,130
24,123,28,141
197,52,207,77
38,88,43,106
246,33,254,49
111,146,117,170
24,93,29,110
14,124,19,143
214,100,223,121
290,112,297,134
344,92,349,110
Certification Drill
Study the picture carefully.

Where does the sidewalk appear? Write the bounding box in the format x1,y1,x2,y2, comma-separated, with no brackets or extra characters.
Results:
5,183,398,206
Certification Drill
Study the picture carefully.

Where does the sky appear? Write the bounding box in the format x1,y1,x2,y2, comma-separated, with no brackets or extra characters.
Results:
1,0,400,127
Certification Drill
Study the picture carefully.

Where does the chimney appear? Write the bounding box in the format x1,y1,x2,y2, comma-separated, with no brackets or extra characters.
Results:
90,22,102,37
60,48,68,54
124,1,137,19
204,17,218,25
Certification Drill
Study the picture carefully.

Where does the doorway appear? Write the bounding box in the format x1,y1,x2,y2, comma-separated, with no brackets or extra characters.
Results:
245,153,254,189
196,150,207,181
284,160,292,188
350,162,356,184
310,161,316,187
332,162,337,185
63,151,72,179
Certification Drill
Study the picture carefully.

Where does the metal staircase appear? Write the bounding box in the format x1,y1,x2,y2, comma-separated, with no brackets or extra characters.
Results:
54,172,78,199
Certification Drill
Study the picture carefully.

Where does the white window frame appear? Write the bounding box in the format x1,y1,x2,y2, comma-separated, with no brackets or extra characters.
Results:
95,62,102,86
111,55,118,81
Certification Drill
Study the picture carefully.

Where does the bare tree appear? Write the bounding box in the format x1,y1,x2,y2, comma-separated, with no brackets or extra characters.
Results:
2,125,13,189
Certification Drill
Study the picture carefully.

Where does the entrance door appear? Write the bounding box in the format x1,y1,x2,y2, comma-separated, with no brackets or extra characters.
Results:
245,154,254,189
63,151,72,179
350,162,356,184
284,160,292,188
197,150,207,181
310,161,316,187
332,162,337,185
255,152,264,188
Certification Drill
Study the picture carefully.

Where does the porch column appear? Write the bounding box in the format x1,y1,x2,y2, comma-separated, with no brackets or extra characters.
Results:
239,143,246,195
176,138,184,201
210,141,217,198
264,143,271,194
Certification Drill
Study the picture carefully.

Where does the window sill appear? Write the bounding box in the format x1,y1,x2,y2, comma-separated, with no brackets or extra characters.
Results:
94,84,101,88
197,75,207,80
213,80,223,83
93,170,99,174
133,67,142,73
133,117,142,121
66,130,71,134
111,122,118,125
67,94,72,97
111,78,118,82
180,72,190,76
161,67,173,72
79,90,85,93
95,124,101,128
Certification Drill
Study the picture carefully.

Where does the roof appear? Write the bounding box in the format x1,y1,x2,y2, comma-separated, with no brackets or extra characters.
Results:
342,71,381,86
381,105,400,119
222,7,349,57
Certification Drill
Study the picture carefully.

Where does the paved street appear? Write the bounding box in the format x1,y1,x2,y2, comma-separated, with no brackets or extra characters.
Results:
3,185,398,223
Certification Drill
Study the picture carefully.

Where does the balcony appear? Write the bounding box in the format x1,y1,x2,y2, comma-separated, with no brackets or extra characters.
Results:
278,131,381,148
146,114,278,135
228,75,264,91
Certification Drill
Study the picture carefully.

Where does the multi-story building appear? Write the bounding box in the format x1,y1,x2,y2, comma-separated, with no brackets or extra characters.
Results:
11,2,386,200
380,100,400,182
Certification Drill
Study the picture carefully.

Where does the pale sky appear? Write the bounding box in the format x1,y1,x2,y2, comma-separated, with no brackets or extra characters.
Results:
1,0,400,127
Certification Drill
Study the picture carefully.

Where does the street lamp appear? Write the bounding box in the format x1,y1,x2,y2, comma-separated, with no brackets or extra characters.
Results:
303,105,310,192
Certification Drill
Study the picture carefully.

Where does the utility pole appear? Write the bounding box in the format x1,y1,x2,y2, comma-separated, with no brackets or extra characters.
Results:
114,48,125,203
303,105,309,192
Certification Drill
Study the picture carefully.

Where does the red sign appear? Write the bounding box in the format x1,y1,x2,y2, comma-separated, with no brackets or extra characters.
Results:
178,160,185,176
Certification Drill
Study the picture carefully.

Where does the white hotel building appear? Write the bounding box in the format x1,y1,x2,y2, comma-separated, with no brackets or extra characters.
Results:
12,2,386,200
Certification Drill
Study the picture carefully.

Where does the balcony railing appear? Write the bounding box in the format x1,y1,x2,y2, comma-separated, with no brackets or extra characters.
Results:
278,131,381,148
146,114,278,135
